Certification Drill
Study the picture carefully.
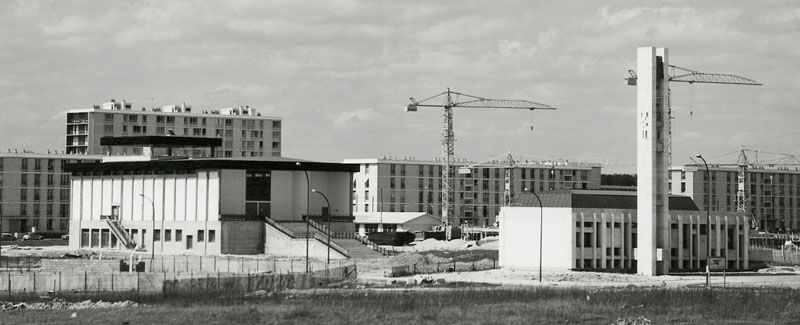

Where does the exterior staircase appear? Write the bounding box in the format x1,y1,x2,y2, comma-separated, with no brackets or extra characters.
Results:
103,216,137,249
303,219,388,258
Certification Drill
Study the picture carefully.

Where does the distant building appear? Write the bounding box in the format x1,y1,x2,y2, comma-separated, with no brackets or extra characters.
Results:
344,157,602,227
353,212,440,236
499,190,749,274
66,99,282,158
0,151,101,234
670,165,800,232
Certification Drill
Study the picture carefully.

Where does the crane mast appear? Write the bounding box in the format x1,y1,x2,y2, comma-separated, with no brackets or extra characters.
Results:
407,88,556,234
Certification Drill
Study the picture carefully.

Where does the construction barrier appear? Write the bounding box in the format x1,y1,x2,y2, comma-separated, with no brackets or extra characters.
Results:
384,258,498,277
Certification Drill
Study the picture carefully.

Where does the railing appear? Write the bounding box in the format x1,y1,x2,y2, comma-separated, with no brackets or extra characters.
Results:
355,234,396,256
264,218,350,258
306,219,356,240
103,216,136,249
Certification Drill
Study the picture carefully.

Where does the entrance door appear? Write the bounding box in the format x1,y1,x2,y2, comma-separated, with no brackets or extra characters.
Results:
186,235,193,250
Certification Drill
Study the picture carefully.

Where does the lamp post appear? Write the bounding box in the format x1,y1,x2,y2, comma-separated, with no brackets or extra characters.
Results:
312,189,332,264
696,154,711,287
139,194,156,261
296,162,310,273
526,188,544,283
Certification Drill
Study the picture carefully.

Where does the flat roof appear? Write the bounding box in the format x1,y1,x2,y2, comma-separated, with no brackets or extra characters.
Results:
353,212,439,224
516,190,700,211
64,157,359,173
100,136,222,147
68,108,282,120
343,158,600,169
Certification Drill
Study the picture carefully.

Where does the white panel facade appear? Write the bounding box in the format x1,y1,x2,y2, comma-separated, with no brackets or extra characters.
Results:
164,177,176,222
186,177,198,221
175,176,186,221
207,171,220,219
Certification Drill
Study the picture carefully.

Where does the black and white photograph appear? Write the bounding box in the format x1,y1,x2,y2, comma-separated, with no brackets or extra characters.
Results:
0,1,798,324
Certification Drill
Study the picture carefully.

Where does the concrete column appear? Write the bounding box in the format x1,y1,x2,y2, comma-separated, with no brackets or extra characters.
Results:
637,46,671,275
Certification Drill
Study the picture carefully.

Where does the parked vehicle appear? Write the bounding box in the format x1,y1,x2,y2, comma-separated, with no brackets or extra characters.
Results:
1,233,15,242
22,233,44,240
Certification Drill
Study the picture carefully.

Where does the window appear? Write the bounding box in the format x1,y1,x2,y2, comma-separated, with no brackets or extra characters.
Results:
176,230,182,242
156,116,165,123
166,116,175,123
33,189,40,201
47,160,54,172
34,174,40,186
103,125,114,133
20,189,27,201
272,120,281,128
20,204,27,216
47,174,54,186
208,230,215,243
198,230,205,242
33,205,40,217
154,229,161,242
165,229,172,242
34,159,41,171
21,159,28,171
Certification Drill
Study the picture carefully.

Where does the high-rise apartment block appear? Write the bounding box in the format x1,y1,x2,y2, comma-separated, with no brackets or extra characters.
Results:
670,165,800,232
0,151,101,234
344,157,602,227
66,99,282,158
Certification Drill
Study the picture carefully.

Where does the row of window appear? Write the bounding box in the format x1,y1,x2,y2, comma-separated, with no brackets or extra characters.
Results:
1,158,75,172
15,189,71,201
2,203,70,217
5,173,71,187
154,229,216,243
79,228,216,249
106,113,281,129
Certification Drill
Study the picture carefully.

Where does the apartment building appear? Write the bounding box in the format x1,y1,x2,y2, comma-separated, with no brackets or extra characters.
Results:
670,165,800,232
66,99,282,158
0,151,101,234
344,157,602,227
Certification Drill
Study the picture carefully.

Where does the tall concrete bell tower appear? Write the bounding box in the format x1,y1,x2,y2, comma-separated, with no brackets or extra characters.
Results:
636,47,671,276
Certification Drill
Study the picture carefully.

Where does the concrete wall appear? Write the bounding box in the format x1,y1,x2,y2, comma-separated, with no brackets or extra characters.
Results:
270,171,352,221
221,221,264,254
264,223,347,259
499,207,573,270
0,264,357,294
219,169,245,215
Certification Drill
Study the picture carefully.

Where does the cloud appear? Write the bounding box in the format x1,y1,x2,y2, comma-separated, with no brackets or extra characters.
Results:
333,108,380,128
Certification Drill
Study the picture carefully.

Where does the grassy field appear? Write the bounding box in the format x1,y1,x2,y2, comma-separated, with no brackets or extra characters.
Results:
3,285,800,324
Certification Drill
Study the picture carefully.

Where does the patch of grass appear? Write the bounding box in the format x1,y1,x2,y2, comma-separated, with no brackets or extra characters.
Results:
4,287,800,324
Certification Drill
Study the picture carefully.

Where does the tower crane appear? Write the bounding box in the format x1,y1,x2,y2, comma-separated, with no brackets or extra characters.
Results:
626,64,762,170
406,88,556,233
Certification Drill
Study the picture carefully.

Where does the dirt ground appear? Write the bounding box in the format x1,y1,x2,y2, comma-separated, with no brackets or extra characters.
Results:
8,241,800,289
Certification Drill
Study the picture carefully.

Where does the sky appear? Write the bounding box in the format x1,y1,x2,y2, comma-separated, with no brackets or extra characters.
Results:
1,0,798,172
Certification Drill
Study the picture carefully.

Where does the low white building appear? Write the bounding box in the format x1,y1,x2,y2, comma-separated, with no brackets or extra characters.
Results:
353,212,440,236
499,190,750,274
66,157,357,256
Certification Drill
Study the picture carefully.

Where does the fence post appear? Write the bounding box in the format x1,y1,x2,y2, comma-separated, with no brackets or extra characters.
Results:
273,258,276,273
214,256,217,272
58,271,61,293
111,272,114,291
7,273,10,293
437,262,440,273
84,271,88,293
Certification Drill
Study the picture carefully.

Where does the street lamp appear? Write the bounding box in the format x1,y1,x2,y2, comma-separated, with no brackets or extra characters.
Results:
312,189,332,264
696,154,711,287
526,188,544,283
296,162,310,273
139,194,156,262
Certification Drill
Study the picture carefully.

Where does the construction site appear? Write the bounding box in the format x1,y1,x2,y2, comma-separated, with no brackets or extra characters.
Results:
1,0,798,320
